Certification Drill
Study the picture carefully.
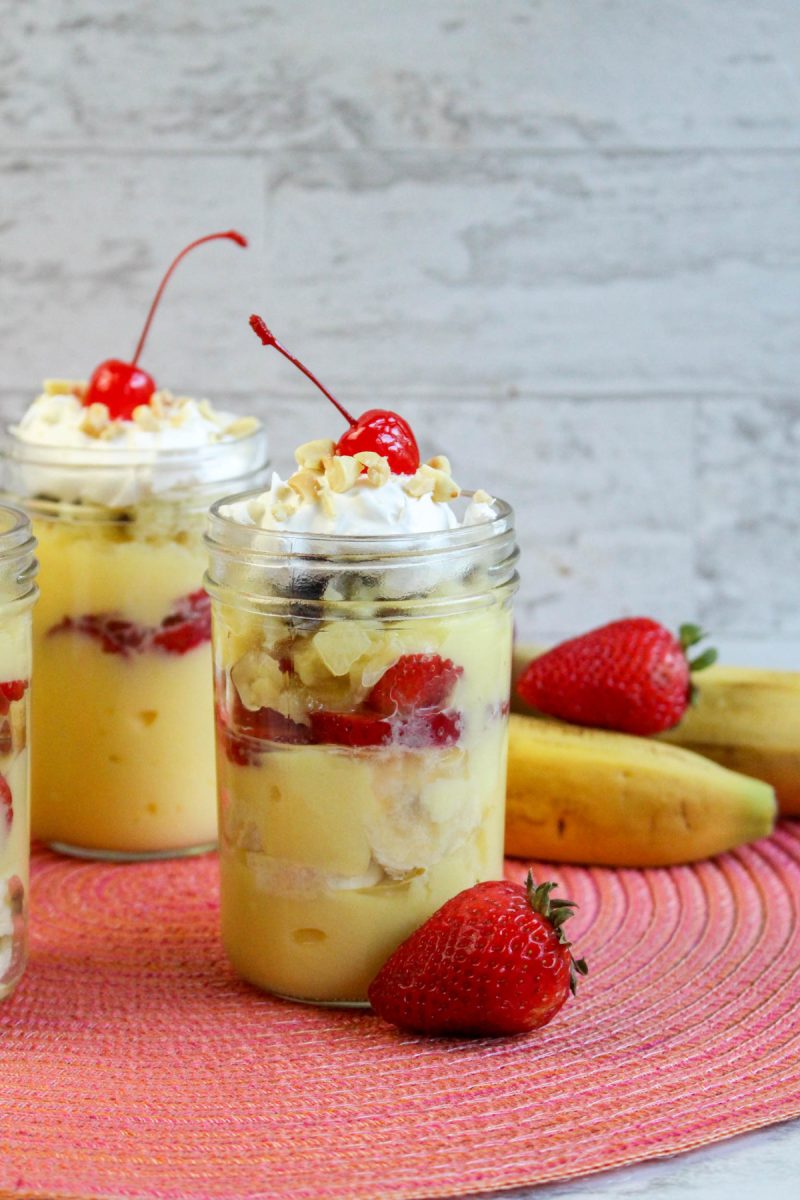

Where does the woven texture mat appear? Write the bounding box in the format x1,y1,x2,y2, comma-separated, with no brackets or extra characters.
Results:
1,826,800,1200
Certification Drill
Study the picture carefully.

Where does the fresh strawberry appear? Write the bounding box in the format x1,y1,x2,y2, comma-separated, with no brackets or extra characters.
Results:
218,727,260,768
516,618,717,736
48,590,212,658
231,693,312,745
0,679,28,717
367,654,462,716
152,589,211,655
0,774,12,832
49,614,147,656
309,710,393,747
369,873,588,1037
393,709,462,748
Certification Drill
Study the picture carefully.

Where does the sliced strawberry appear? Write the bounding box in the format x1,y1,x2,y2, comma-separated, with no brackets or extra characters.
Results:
367,654,462,716
309,710,393,747
0,680,28,709
152,589,211,655
0,681,27,705
49,614,148,656
394,709,463,748
219,728,261,767
0,774,12,832
232,693,312,745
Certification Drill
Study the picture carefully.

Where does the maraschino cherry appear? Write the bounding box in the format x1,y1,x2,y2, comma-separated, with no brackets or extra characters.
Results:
83,230,248,421
249,314,420,474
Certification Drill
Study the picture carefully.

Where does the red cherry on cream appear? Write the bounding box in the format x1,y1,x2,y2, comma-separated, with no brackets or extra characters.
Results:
84,360,156,420
249,314,420,475
84,230,248,421
336,410,419,475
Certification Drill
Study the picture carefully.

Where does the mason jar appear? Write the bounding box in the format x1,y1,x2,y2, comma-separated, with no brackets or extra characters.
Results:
205,496,519,1005
0,506,37,1000
1,427,269,860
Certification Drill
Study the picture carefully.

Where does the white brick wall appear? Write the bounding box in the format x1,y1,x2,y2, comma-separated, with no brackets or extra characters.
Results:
1,0,797,656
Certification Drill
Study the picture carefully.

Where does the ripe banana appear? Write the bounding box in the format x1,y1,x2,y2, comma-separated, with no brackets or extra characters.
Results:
657,666,800,816
512,645,800,817
505,712,776,867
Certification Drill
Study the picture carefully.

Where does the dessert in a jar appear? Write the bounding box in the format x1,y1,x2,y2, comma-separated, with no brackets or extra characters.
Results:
205,318,518,1005
0,506,37,1000
1,234,269,860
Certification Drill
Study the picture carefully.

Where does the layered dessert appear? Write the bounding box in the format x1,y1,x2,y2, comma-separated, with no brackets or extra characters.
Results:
0,506,36,1000
206,318,518,1004
1,233,269,858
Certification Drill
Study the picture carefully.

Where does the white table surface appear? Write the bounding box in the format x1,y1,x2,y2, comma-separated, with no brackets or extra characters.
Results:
461,639,800,1200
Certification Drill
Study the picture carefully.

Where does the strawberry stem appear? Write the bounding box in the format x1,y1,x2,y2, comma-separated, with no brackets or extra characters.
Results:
678,623,718,674
131,231,248,367
249,314,357,427
525,871,588,995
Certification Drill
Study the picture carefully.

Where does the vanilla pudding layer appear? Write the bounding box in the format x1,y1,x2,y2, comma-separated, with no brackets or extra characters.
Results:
0,608,32,999
214,601,513,1003
30,513,216,854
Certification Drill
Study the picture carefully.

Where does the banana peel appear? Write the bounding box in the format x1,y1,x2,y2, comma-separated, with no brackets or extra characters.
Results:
658,665,800,816
512,643,800,817
505,712,776,867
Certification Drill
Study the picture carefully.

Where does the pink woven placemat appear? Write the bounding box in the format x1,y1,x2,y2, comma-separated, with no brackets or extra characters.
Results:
1,825,800,1200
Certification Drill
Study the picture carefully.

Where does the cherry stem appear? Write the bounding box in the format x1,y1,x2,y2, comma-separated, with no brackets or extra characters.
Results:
131,231,248,367
249,314,356,427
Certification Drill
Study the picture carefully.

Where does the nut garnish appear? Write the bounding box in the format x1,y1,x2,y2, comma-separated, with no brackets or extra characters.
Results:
287,469,321,503
270,483,302,522
43,379,85,398
149,391,167,420
316,475,337,518
403,464,461,502
133,404,160,431
427,455,452,475
354,451,391,487
295,439,336,472
323,455,360,493
223,416,260,439
79,402,111,439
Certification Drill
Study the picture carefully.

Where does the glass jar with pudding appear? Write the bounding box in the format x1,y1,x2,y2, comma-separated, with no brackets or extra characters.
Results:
0,505,37,1000
207,440,518,1005
1,390,268,859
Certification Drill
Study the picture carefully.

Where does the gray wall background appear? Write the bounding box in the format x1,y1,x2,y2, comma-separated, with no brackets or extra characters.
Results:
1,1,798,658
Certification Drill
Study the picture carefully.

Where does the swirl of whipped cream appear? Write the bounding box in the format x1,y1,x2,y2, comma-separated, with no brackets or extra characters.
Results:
7,385,267,507
220,444,495,536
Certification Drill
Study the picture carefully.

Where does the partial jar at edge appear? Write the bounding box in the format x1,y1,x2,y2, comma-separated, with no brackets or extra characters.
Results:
1,426,269,861
0,505,37,1000
206,496,519,1005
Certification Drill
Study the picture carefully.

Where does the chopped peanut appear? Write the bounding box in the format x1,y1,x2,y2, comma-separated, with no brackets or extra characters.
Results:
223,415,260,439
427,455,452,475
133,404,160,431
288,469,322,503
295,439,336,471
324,455,360,493
270,483,302,522
404,463,461,503
43,378,85,397
79,402,111,439
354,451,391,487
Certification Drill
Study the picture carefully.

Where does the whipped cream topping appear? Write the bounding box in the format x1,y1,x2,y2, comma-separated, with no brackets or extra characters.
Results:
221,441,495,537
7,383,267,507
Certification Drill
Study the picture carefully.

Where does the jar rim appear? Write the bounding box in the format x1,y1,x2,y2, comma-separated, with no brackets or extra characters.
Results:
207,489,515,562
0,503,34,555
